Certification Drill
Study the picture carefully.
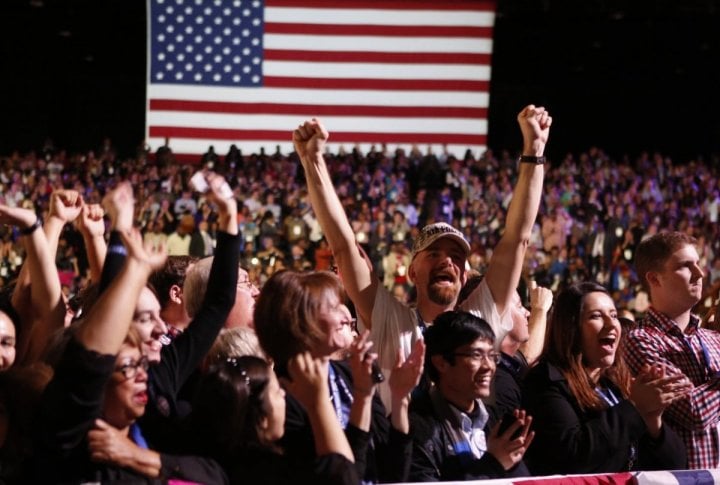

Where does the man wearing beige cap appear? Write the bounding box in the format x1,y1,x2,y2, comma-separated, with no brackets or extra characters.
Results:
294,105,552,407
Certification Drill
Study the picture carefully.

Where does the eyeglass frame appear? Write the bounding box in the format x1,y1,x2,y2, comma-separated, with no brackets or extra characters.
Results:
115,356,151,380
451,349,501,365
236,278,258,291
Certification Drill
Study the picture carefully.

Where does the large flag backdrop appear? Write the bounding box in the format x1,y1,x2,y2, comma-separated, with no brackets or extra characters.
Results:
146,0,495,161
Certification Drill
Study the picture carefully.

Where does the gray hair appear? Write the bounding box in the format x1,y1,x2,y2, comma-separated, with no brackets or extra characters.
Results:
183,256,214,318
205,327,266,366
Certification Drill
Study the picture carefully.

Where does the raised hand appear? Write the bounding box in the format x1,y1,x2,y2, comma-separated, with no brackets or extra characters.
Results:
389,338,425,401
529,280,553,314
293,118,329,160
517,105,552,155
205,172,238,235
631,364,692,413
76,203,106,238
284,352,331,410
49,189,83,224
630,364,691,437
103,182,135,232
0,204,38,230
348,330,378,399
487,409,535,470
119,227,167,274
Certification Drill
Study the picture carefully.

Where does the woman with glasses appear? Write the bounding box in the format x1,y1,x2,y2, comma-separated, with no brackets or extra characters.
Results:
33,229,227,483
521,282,691,475
253,270,425,483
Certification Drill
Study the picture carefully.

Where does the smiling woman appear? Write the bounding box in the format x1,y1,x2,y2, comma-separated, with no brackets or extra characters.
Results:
521,281,692,475
253,269,421,482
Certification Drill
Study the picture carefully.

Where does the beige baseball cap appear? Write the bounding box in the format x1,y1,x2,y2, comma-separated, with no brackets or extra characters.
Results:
410,222,470,260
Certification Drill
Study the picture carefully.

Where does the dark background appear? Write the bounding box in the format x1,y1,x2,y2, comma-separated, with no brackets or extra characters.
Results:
2,0,719,162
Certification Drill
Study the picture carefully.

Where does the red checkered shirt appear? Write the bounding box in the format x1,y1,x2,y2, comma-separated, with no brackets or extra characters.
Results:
624,307,720,469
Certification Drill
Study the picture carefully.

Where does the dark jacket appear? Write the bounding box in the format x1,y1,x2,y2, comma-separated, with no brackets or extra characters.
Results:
142,230,240,449
522,360,687,475
280,359,410,483
491,351,528,422
33,338,228,484
98,230,240,450
408,386,530,482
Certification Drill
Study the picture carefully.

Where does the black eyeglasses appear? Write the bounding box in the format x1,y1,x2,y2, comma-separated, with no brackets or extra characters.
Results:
115,356,150,380
452,349,501,365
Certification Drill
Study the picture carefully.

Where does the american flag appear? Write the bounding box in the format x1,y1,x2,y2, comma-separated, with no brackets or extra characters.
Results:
146,0,495,161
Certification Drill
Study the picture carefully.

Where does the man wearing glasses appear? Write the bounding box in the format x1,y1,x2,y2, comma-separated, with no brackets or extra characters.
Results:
408,310,534,481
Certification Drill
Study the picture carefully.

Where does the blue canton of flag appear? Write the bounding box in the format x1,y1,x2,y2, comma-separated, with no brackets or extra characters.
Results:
146,0,496,160
149,0,264,87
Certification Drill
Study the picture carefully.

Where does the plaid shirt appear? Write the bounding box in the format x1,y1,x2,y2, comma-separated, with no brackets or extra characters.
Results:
624,307,720,469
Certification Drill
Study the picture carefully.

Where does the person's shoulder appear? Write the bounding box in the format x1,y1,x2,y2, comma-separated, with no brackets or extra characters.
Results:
524,360,563,385
625,318,663,341
373,284,415,317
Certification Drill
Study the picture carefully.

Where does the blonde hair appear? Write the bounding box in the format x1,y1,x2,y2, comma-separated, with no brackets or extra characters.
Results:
205,327,266,368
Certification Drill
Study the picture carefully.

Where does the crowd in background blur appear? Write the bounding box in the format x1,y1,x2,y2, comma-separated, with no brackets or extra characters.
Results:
2,139,720,319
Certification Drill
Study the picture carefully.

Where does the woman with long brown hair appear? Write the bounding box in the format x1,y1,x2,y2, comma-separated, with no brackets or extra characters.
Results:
522,282,690,475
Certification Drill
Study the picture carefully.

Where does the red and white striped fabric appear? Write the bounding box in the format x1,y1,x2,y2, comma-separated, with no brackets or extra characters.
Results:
146,0,495,161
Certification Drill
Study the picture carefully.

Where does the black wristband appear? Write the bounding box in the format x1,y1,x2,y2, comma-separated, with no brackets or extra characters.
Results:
519,155,546,164
20,217,42,235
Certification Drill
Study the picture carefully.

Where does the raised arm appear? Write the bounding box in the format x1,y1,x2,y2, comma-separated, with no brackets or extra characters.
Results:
74,228,167,354
98,182,135,295
1,203,66,364
521,281,553,364
484,105,552,316
348,331,377,434
11,190,82,357
284,353,355,463
294,119,378,328
152,172,239,390
389,339,425,434
75,203,107,283
44,190,84,260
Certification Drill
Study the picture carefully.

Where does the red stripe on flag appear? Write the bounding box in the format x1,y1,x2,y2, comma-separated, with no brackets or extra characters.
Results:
149,126,486,145
264,49,491,65
264,23,492,38
150,99,487,118
266,0,496,11
263,77,489,91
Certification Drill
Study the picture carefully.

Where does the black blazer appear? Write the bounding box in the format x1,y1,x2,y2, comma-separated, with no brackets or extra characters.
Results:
522,360,687,475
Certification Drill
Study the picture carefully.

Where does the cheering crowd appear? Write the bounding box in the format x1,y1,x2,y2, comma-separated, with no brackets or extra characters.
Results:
0,105,719,483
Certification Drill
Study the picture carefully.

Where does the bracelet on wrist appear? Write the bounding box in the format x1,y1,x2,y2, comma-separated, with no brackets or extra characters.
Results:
519,155,546,165
20,217,42,236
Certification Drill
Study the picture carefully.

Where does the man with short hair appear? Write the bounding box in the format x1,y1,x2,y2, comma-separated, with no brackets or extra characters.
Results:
624,231,720,469
294,105,552,407
148,255,198,337
409,310,532,481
